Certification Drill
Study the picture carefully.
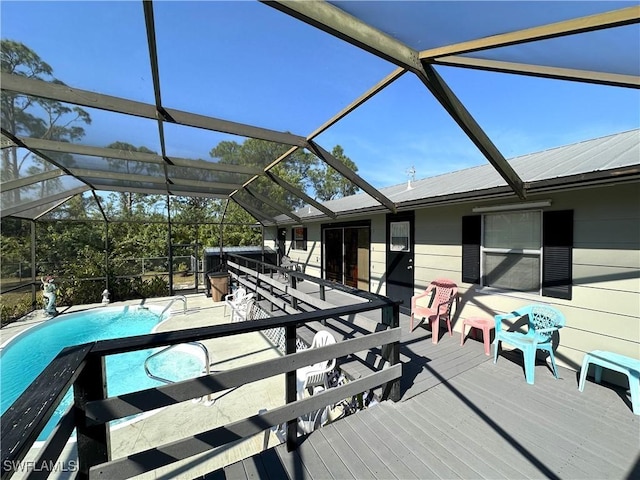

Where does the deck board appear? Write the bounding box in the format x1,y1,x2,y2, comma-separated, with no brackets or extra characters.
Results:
217,280,640,479
219,342,639,479
343,410,423,479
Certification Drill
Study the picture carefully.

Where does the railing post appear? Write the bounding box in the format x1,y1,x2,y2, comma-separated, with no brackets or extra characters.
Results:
74,353,110,479
269,270,275,312
285,324,297,451
290,273,298,310
319,285,326,325
381,302,401,402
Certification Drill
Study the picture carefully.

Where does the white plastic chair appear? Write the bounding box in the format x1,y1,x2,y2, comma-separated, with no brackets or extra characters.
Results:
297,331,337,398
224,287,255,322
262,331,337,449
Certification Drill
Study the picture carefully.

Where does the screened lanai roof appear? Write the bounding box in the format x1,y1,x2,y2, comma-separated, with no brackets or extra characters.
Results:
272,128,640,223
1,1,639,224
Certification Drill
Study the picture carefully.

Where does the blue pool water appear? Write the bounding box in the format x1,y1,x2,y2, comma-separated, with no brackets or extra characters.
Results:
0,306,204,441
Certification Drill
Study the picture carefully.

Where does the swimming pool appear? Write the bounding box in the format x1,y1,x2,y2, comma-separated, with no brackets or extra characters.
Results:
0,305,205,441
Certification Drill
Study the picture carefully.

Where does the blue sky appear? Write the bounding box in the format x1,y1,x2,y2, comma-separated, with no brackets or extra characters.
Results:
2,1,639,189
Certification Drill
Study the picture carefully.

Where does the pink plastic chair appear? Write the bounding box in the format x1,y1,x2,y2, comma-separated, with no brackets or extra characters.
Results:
410,279,458,344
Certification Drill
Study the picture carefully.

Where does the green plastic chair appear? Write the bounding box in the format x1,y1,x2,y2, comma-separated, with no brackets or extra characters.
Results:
493,305,566,385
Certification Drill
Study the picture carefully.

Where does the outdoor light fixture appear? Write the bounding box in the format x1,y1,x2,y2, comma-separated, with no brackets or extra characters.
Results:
472,200,552,213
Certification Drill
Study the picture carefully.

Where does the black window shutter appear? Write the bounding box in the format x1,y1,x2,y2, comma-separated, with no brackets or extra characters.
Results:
291,228,295,250
542,210,573,300
462,215,481,284
302,227,307,251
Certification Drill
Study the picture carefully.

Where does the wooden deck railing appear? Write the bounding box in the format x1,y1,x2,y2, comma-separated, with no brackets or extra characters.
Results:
1,256,400,480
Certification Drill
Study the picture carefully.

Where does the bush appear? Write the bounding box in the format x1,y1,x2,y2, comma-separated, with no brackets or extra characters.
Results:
57,279,104,307
108,275,169,302
0,291,36,327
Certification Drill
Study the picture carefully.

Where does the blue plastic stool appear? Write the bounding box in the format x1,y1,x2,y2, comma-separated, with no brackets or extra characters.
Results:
578,350,640,415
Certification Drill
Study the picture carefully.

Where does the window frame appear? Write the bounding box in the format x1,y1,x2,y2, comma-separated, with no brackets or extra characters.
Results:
291,226,307,251
480,209,543,294
462,209,573,300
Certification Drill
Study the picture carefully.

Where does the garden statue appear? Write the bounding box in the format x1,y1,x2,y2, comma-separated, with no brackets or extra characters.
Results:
41,276,58,316
102,289,110,305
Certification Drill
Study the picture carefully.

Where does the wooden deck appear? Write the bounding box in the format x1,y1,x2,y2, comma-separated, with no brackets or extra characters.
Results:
207,282,640,479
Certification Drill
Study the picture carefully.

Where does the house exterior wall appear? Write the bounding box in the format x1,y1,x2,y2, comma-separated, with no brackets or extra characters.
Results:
264,181,639,378
410,183,639,374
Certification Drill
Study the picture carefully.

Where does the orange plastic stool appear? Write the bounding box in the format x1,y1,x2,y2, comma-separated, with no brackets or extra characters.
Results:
460,317,495,356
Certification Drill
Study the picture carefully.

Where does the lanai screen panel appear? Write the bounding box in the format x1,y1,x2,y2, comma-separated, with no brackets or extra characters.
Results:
153,0,394,134
1,0,638,222
332,0,638,77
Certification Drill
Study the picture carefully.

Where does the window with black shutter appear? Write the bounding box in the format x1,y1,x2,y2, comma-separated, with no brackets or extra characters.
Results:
462,215,481,284
542,210,573,299
461,209,573,299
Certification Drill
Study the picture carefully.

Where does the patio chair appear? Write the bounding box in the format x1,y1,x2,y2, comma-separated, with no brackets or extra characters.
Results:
297,330,337,398
224,287,255,322
410,279,458,343
279,255,295,282
493,304,566,385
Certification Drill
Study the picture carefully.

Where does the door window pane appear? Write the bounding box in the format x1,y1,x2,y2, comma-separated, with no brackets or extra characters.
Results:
390,221,410,252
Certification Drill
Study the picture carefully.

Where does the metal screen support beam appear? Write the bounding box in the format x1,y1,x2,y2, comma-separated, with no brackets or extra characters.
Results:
33,197,75,222
0,128,96,191
1,73,307,147
234,66,409,206
266,1,524,201
220,199,230,225
245,186,302,223
306,66,408,141
264,1,422,71
104,221,109,294
232,198,271,225
92,191,109,224
415,63,526,199
431,56,640,89
31,220,36,308
1,187,89,219
1,169,64,192
143,0,173,197
266,172,336,219
307,140,397,213
166,195,174,296
17,136,263,175
419,5,640,60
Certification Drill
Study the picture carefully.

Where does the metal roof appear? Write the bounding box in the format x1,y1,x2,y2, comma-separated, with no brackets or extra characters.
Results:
1,1,639,224
276,128,640,223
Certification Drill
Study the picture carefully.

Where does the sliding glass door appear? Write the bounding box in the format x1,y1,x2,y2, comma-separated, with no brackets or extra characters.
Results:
323,225,369,289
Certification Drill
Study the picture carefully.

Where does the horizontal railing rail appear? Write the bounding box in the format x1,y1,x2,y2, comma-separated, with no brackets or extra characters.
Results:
1,344,94,478
227,253,384,302
1,257,400,480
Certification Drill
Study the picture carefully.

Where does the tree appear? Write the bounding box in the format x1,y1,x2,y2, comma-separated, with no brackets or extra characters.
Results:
210,138,360,222
309,145,360,201
103,142,164,217
210,138,316,210
209,138,318,245
1,40,91,203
